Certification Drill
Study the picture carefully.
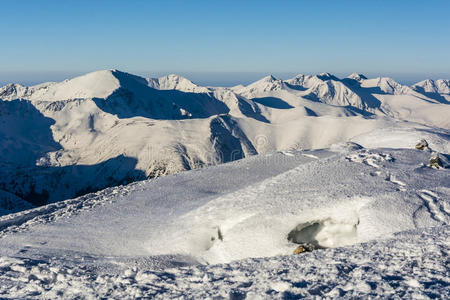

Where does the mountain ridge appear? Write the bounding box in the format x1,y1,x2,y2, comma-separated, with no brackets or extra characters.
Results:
0,69,449,214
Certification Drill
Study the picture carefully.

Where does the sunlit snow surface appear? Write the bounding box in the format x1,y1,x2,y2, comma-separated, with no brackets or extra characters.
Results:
0,146,448,298
1,70,450,297
1,70,450,212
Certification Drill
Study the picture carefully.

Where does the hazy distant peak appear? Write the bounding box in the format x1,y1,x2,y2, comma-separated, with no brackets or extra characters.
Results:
317,72,339,81
318,72,333,77
285,74,311,84
149,74,210,93
347,73,367,81
290,74,306,79
285,73,336,89
360,76,413,95
412,79,450,94
0,83,27,99
257,75,278,83
247,75,283,87
267,75,277,81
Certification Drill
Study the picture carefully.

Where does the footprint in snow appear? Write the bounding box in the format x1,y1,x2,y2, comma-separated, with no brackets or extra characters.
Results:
417,190,449,223
345,151,394,169
385,174,407,191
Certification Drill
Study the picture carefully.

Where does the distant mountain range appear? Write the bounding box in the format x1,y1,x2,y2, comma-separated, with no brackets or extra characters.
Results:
1,70,449,214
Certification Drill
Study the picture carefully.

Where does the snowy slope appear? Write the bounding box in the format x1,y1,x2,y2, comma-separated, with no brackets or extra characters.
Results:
0,142,448,298
0,68,449,297
146,74,211,93
0,70,120,101
284,73,372,109
412,79,450,103
238,73,450,127
0,70,449,213
412,79,450,94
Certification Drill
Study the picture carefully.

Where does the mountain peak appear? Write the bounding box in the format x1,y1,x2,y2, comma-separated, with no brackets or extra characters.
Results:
347,73,367,81
319,72,333,77
259,75,277,82
317,72,339,81
166,73,188,80
412,79,450,94
248,75,281,86
150,74,209,93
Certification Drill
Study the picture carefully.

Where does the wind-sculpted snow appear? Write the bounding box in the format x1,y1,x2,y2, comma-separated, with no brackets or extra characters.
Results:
0,182,140,238
0,69,449,214
0,147,448,298
0,69,448,297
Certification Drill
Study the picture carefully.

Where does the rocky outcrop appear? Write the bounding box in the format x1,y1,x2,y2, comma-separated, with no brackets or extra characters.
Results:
415,139,429,150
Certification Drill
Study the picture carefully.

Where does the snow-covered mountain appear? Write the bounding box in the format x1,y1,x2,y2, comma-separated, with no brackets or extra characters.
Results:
0,69,449,298
0,70,449,214
411,79,450,104
146,74,211,93
346,72,368,82
412,78,450,94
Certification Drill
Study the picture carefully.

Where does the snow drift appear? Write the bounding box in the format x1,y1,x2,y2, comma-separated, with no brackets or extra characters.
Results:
0,144,448,298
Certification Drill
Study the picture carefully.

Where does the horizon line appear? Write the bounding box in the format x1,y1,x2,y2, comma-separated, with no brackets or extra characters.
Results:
1,69,449,87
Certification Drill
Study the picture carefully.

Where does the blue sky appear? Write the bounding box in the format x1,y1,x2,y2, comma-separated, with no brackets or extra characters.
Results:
1,0,449,86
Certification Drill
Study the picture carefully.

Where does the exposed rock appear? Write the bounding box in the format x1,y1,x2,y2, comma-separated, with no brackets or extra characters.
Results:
293,243,316,255
429,152,443,169
415,139,429,150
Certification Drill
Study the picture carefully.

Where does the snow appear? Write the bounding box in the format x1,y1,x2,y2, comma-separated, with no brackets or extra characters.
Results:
147,74,211,93
346,73,367,81
0,145,449,298
412,79,450,94
0,191,33,216
0,70,120,101
0,69,449,297
0,69,449,210
360,77,413,95
0,225,448,299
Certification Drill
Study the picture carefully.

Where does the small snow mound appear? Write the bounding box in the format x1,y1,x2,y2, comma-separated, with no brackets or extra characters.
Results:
351,127,450,154
330,142,364,153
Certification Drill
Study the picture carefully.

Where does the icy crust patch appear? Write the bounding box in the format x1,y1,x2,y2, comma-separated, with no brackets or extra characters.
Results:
0,226,448,299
